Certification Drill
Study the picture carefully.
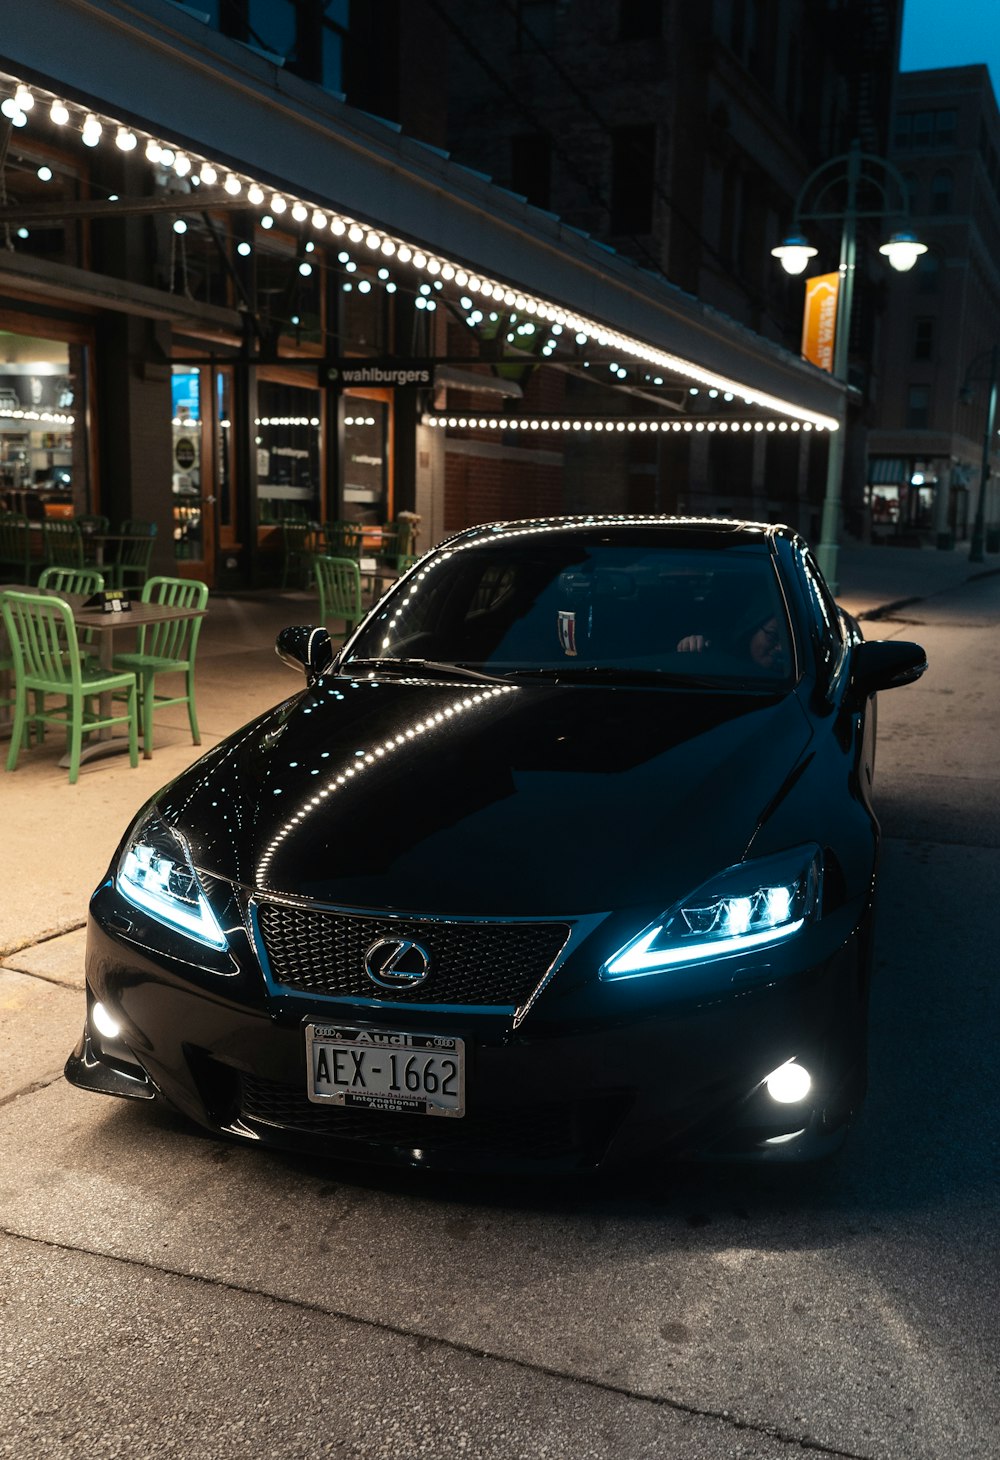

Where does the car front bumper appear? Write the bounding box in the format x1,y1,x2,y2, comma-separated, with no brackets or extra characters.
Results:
67,887,869,1174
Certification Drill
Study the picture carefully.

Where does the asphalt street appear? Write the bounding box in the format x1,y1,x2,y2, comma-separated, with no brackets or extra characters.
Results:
1,547,998,1460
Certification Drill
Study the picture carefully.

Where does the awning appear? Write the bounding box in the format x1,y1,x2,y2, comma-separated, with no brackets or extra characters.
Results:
0,0,844,430
868,458,909,485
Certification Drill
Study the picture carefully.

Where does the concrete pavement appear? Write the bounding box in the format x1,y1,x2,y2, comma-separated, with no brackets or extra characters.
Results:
0,540,994,964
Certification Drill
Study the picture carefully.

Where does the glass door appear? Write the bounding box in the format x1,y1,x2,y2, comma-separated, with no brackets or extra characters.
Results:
171,364,216,583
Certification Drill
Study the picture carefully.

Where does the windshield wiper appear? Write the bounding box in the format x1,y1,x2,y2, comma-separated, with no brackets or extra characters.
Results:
340,657,510,685
499,665,744,688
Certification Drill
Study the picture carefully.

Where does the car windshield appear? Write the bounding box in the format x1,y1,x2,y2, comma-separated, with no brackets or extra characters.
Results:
342,530,794,688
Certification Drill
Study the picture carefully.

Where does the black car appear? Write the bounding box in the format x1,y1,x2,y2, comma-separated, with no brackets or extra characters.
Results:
67,517,926,1172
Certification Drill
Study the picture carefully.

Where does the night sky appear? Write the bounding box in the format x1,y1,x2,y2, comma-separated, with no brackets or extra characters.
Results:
900,0,1000,96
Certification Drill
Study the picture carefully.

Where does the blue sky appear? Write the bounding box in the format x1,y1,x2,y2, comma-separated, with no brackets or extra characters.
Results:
900,0,1000,96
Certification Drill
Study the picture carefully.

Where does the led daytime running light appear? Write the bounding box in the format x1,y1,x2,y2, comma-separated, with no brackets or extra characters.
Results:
118,820,227,949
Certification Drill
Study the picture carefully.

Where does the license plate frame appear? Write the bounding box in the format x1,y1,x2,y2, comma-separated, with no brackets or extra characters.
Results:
304,1023,466,1118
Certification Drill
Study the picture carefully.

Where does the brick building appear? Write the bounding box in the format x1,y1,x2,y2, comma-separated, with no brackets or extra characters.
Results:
867,64,1000,546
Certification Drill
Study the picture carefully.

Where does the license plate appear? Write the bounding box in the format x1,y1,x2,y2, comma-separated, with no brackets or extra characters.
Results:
305,1023,465,1117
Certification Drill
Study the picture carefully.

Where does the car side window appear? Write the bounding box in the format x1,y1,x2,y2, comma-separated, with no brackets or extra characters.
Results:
798,548,844,684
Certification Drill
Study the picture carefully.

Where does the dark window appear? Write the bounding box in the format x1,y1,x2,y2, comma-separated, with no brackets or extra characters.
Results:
610,124,656,234
510,134,552,210
913,318,934,361
514,0,556,52
902,170,919,214
917,251,940,293
935,109,957,145
618,0,662,40
931,169,954,213
913,111,935,148
731,0,746,57
221,0,347,89
894,112,913,150
906,385,930,429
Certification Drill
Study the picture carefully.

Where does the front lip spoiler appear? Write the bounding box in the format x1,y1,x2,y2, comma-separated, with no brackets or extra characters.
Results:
64,1030,157,1101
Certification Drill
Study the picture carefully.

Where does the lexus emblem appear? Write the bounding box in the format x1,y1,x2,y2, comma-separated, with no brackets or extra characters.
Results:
364,937,433,990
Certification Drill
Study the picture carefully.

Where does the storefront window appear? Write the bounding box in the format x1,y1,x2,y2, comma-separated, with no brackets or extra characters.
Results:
342,400,388,525
172,366,203,559
0,332,85,519
257,380,322,523
216,370,232,530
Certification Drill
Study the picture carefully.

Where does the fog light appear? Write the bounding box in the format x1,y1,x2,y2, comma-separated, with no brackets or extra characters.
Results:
765,1060,811,1104
92,1001,122,1040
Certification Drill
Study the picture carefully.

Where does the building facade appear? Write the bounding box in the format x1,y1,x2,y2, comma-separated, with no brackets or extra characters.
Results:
441,0,905,539
0,0,843,588
867,65,1000,546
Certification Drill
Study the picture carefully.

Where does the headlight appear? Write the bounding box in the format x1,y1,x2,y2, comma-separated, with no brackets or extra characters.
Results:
601,844,822,979
117,811,228,950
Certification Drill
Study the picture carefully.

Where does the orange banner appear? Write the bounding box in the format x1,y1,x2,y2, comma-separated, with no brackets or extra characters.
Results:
801,272,840,373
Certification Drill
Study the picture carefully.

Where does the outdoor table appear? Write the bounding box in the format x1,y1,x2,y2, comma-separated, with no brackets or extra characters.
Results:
0,585,207,766
80,532,155,570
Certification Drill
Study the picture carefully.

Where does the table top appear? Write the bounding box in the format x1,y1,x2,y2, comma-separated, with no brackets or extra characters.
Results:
1,585,205,631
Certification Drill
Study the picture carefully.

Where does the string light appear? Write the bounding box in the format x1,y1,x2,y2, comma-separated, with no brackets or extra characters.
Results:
423,415,819,434
0,67,839,428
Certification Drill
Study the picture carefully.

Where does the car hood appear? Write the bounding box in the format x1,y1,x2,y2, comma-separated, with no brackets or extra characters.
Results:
161,675,814,916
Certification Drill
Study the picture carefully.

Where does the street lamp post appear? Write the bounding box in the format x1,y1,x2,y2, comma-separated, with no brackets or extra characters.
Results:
772,139,926,590
960,345,999,564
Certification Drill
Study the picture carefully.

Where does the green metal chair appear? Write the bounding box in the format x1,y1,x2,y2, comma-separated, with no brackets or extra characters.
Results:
0,513,34,582
0,589,139,784
108,520,156,591
322,520,363,558
75,514,110,566
313,555,363,636
38,566,106,596
112,576,209,758
42,519,85,570
0,593,25,748
377,519,415,569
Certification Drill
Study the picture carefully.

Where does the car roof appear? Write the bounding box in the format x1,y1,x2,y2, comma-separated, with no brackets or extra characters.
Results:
443,515,795,550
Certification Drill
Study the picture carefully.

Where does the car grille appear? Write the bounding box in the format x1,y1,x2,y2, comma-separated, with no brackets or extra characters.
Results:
255,901,571,1009
239,1072,623,1165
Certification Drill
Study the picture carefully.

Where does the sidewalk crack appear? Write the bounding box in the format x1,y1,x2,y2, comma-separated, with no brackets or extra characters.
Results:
0,1224,873,1459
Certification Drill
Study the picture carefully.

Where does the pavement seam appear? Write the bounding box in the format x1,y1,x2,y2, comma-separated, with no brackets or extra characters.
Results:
856,563,1000,621
0,920,86,961
0,1223,873,1460
0,1071,65,1111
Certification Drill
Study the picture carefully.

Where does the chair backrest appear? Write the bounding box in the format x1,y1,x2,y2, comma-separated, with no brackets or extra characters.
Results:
0,513,32,574
38,566,105,596
323,521,363,557
281,519,311,549
313,556,363,624
42,519,84,568
0,589,82,688
116,520,157,572
138,575,209,662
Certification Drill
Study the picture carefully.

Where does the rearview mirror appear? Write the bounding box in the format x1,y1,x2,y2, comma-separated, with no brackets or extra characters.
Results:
276,625,334,679
850,639,927,698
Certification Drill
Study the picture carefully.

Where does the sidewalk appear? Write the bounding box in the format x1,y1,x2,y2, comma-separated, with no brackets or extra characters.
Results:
0,543,994,963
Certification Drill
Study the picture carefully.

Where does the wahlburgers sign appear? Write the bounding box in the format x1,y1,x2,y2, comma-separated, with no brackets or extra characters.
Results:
324,359,431,388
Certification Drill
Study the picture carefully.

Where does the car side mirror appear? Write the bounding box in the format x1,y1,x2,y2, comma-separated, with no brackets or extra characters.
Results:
276,625,335,680
850,639,927,698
